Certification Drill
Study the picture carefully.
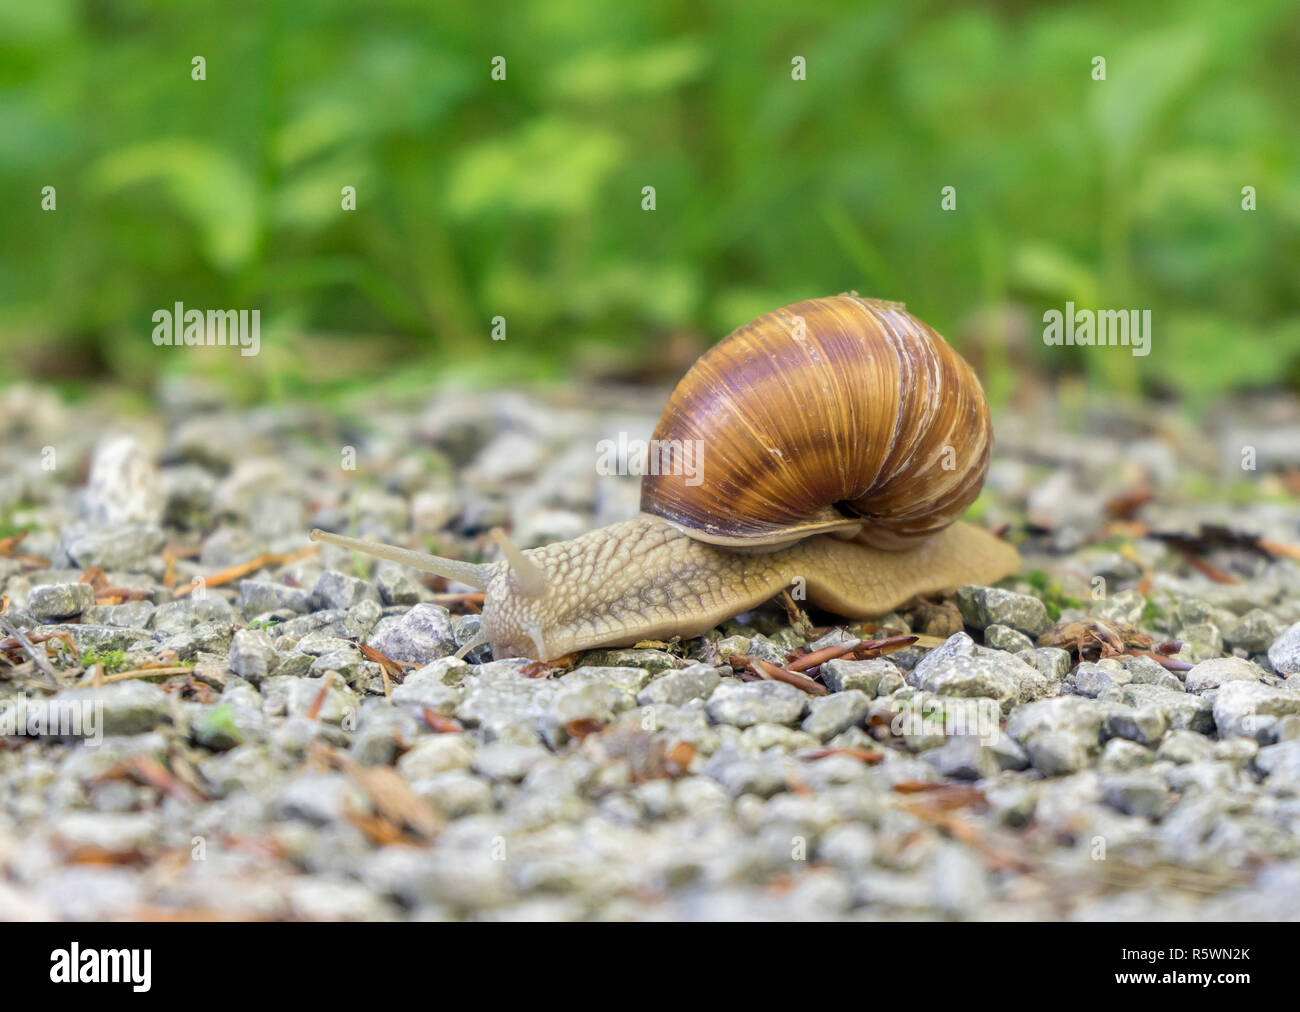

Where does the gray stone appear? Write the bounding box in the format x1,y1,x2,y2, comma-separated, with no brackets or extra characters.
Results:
191,701,265,751
956,585,1052,637
367,603,456,666
1177,622,1223,663
161,464,215,530
313,570,381,611
1213,681,1300,739
152,596,235,636
706,681,808,728
389,678,461,716
1068,661,1131,698
1268,622,1300,676
82,435,162,527
820,657,903,696
398,736,475,778
637,664,723,707
983,624,1034,653
560,665,655,694
375,565,422,606
1100,737,1155,772
1119,684,1213,734
349,705,421,765
33,623,140,654
62,524,165,571
1017,646,1072,680
925,734,999,780
59,681,170,735
238,579,311,618
1253,740,1300,784
27,582,94,621
229,627,276,683
1093,588,1147,625
1124,654,1185,691
1185,656,1264,693
81,600,156,629
415,770,492,819
273,771,366,824
1104,704,1168,747
911,633,1049,711
1006,696,1105,776
801,690,870,741
1226,609,1278,655
1156,729,1216,764
1102,773,1171,819
472,742,549,782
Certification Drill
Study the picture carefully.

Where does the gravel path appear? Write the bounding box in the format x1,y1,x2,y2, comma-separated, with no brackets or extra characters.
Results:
2,379,1300,921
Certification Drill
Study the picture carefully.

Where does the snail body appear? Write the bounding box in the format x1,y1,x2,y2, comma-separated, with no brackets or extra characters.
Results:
311,295,1020,661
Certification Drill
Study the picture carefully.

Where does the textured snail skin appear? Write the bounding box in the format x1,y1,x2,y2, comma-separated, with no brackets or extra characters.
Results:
479,513,1019,660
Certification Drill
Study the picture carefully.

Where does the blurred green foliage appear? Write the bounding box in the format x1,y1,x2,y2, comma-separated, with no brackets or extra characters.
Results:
1,0,1297,401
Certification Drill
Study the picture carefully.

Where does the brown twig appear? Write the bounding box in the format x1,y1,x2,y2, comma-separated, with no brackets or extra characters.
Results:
99,666,194,684
172,545,319,598
730,654,829,696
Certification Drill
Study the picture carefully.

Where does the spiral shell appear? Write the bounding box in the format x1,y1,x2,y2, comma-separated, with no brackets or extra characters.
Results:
639,294,992,550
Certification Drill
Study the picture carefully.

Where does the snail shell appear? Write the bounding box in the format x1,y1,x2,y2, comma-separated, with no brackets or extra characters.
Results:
640,294,992,550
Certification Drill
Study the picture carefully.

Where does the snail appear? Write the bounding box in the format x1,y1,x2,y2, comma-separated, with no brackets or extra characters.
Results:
310,294,1019,661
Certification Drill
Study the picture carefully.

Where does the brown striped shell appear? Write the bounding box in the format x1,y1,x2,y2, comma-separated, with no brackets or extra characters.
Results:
639,294,992,551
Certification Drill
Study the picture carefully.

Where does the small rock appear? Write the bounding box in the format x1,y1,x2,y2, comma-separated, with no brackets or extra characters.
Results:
983,624,1034,653
637,664,723,707
367,604,456,666
238,579,311,618
1006,696,1105,776
1102,773,1170,819
1104,704,1168,746
62,524,165,571
472,743,548,782
1226,609,1278,656
229,627,276,683
801,690,870,741
375,565,422,606
706,681,808,728
59,681,171,735
1268,622,1300,676
1185,656,1264,693
1100,737,1155,772
1156,729,1216,764
82,435,162,527
397,736,475,779
1093,589,1147,625
1017,646,1072,680
27,583,95,621
956,585,1052,637
1212,681,1300,739
1068,660,1131,698
313,570,381,611
819,657,903,696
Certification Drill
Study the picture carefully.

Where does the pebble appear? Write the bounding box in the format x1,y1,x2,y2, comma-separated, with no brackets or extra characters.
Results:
27,582,94,621
367,604,456,666
1268,622,1300,676
820,657,904,695
705,681,808,728
955,585,1052,637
